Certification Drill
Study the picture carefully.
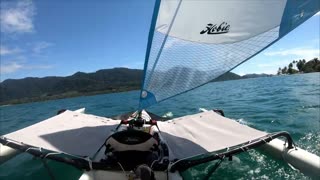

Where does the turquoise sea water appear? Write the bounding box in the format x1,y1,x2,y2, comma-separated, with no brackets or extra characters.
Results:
0,73,319,179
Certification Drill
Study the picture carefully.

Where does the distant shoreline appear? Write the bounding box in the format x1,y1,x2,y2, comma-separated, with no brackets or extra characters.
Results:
2,67,317,106
0,69,273,106
0,68,142,106
0,87,140,106
277,58,319,75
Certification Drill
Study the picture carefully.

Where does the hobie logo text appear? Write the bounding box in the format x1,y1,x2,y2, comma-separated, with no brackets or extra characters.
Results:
200,22,230,34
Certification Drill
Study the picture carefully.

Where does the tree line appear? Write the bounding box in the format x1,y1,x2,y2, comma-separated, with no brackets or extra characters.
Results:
0,68,142,105
277,58,320,75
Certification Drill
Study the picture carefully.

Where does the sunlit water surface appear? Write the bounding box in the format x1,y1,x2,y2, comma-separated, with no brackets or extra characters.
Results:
0,73,319,179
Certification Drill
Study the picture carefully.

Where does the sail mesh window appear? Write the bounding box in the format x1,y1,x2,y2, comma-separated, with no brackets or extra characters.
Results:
144,27,279,101
139,0,319,109
141,27,279,108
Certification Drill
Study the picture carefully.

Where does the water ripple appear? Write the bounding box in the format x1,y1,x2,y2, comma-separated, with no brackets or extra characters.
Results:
0,73,319,179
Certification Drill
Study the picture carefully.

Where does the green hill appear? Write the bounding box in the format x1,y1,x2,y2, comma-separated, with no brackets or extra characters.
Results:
0,68,272,105
242,73,273,79
212,72,242,82
0,68,142,105
277,58,320,75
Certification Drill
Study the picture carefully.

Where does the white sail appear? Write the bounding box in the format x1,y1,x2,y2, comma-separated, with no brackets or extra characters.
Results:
157,0,287,44
139,0,320,108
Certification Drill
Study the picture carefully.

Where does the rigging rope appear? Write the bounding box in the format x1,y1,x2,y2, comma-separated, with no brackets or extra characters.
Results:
204,156,225,180
41,159,56,180
117,162,127,177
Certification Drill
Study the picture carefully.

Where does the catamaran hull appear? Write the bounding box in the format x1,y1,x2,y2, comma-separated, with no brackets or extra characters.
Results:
1,108,319,179
1,138,318,179
79,170,182,180
0,108,87,165
0,144,20,164
259,138,320,178
76,139,320,180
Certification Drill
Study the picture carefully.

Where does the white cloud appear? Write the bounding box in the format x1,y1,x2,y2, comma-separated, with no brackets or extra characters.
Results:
164,38,180,49
0,62,23,74
257,59,294,68
0,41,54,57
32,41,54,54
0,45,21,55
117,61,144,69
24,64,54,70
250,69,277,75
315,12,320,16
0,61,54,74
163,38,190,50
0,0,35,33
264,47,319,60
233,69,277,76
311,38,319,44
256,64,273,68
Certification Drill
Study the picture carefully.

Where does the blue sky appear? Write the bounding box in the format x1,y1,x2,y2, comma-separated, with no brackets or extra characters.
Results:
233,12,320,75
0,0,319,81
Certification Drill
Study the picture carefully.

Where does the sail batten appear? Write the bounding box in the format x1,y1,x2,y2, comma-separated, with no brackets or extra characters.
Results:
139,0,319,109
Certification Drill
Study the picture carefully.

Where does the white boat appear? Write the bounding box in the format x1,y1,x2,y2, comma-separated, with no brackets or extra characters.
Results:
1,0,319,179
1,108,319,179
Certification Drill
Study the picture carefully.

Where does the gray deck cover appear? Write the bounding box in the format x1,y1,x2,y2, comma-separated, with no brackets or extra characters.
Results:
5,110,120,157
4,110,266,159
157,111,267,159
